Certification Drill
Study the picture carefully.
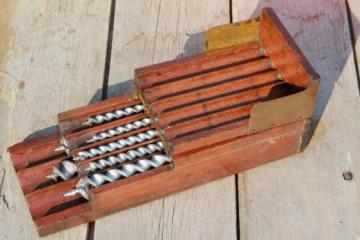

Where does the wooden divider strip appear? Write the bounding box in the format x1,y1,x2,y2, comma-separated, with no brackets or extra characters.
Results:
136,41,262,88
71,126,154,155
143,57,271,101
26,179,82,220
165,106,252,140
150,70,279,114
158,81,283,127
65,113,148,149
8,132,63,171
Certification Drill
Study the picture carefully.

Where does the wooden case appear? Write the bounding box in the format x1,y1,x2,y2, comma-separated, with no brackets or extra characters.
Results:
7,8,319,236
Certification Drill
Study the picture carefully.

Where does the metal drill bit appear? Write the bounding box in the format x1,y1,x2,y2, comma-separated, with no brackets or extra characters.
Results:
54,137,70,155
74,130,159,161
46,160,78,181
85,141,164,171
46,141,165,181
64,154,171,200
82,104,144,126
86,118,152,143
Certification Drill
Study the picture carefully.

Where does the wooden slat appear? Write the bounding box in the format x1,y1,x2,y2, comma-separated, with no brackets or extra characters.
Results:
233,1,360,239
17,155,67,194
157,81,282,127
8,132,62,171
58,94,141,135
26,179,82,220
150,70,279,114
136,42,262,89
64,113,147,149
143,57,272,101
0,1,111,239
165,106,251,140
94,1,236,239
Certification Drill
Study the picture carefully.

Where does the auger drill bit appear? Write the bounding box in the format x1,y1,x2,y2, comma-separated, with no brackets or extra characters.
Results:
46,160,78,181
82,104,144,126
54,117,152,155
46,141,165,181
73,130,159,161
85,141,164,171
64,154,172,200
86,118,152,143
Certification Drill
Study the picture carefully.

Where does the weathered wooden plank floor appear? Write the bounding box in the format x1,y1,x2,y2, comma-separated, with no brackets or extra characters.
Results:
0,0,359,239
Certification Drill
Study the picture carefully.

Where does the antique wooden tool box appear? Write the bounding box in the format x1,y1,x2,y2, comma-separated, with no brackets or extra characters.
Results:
8,8,319,236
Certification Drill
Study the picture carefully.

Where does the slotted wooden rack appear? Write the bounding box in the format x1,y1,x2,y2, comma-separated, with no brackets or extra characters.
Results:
8,8,319,236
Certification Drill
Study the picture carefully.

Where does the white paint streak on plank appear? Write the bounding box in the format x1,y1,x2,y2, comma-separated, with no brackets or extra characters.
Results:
94,1,236,240
233,1,360,239
0,1,111,239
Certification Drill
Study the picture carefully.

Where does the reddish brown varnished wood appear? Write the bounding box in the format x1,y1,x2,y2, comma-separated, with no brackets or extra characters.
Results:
143,57,271,102
8,132,63,171
150,70,279,115
36,203,91,237
135,41,261,89
58,94,141,135
34,120,308,236
17,155,68,194
26,178,82,220
171,119,249,155
136,41,260,76
64,113,147,149
259,8,319,87
164,106,252,140
157,81,283,127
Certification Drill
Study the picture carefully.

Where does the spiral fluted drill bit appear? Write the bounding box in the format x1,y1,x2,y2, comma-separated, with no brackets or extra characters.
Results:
46,141,165,181
46,160,78,181
86,118,152,143
85,141,164,171
74,130,159,161
82,104,144,126
64,154,172,200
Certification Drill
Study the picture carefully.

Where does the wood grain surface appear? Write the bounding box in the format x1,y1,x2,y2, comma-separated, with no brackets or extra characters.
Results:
233,1,360,239
0,1,111,239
